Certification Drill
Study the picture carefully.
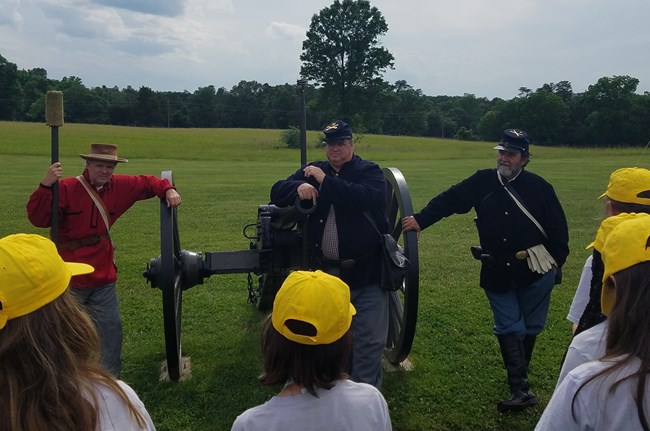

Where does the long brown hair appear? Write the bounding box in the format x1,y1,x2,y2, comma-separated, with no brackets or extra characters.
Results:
0,290,148,431
571,262,650,430
258,315,352,397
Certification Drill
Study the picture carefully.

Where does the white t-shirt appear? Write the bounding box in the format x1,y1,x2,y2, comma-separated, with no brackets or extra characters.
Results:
567,254,593,324
536,355,650,431
231,379,392,431
95,380,156,430
556,320,607,389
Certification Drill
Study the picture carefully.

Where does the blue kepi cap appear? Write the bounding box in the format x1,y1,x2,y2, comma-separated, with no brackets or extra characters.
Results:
323,120,353,144
493,129,529,154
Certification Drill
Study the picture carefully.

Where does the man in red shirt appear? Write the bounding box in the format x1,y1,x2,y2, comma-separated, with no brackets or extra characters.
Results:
27,143,181,376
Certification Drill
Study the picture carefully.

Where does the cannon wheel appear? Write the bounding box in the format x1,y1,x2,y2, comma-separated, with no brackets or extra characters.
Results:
159,171,184,381
383,167,419,365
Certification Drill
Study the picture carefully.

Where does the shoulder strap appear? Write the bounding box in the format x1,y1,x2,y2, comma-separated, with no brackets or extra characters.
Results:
497,171,548,239
363,211,381,236
76,175,111,233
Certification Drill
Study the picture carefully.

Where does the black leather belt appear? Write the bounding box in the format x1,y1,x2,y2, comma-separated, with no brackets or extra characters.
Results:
470,246,528,262
59,234,109,250
321,257,357,269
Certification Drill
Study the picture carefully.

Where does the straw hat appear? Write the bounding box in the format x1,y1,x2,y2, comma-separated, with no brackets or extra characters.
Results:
79,143,128,163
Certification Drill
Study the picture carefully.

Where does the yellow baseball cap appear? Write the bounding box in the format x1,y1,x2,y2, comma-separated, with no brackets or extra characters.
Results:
600,214,650,316
586,212,645,251
272,270,356,345
599,167,650,205
0,234,94,329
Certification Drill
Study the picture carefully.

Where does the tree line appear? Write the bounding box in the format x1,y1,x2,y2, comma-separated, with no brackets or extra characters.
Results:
1,53,649,148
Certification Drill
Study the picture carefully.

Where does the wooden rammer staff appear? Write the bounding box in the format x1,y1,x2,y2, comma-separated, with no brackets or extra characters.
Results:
45,91,64,245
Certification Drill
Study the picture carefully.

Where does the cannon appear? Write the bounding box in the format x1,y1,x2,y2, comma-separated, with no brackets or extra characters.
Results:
143,168,419,381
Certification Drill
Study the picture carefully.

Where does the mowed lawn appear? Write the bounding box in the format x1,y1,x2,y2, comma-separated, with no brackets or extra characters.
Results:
1,121,643,430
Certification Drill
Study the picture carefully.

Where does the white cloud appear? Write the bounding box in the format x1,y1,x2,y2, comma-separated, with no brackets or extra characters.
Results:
266,22,305,41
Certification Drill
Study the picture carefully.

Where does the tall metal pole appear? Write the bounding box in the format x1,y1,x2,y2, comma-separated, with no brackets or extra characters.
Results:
297,79,307,166
297,79,309,267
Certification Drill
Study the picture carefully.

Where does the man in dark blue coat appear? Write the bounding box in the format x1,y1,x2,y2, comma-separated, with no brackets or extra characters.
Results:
403,129,569,412
270,120,388,389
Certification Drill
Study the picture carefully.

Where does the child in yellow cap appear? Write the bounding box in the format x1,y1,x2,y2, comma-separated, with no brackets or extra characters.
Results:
232,270,392,431
0,234,156,431
557,212,649,387
568,167,650,334
537,215,650,430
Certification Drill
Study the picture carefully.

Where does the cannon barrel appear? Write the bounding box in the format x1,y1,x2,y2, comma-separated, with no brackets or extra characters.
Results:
143,204,307,287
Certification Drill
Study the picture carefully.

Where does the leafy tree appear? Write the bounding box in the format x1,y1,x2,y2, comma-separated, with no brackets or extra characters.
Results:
348,79,394,132
476,106,506,141
261,83,301,129
189,85,218,127
518,87,532,97
517,90,570,145
221,80,268,128
424,108,444,137
17,67,49,121
135,86,164,126
627,94,650,146
476,90,569,145
300,0,394,119
93,85,136,126
381,80,432,136
580,75,639,147
0,54,20,120
424,96,453,137
56,76,107,124
451,94,491,132
163,90,192,128
539,81,574,104
426,94,490,139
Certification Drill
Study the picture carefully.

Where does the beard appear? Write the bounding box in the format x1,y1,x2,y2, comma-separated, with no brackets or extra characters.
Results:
497,163,522,180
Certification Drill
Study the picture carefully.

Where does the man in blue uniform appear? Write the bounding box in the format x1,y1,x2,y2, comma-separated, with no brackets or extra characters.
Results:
270,120,388,389
403,129,569,412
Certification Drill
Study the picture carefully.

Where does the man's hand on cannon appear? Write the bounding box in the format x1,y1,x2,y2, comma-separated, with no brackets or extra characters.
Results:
165,188,182,208
297,183,319,206
401,215,421,239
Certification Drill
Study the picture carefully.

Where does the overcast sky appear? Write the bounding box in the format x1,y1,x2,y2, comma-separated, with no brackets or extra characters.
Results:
1,0,649,100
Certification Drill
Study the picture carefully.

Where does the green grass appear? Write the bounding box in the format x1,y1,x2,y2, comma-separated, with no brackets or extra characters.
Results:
1,121,644,430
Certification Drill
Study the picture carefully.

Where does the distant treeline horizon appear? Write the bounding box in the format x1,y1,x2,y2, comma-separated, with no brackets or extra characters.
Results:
1,53,649,147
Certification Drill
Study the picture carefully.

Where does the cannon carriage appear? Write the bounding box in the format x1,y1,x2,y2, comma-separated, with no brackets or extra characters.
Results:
143,168,419,381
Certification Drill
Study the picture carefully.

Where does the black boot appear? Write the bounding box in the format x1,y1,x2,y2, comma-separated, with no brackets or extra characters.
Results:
523,334,537,371
496,335,539,413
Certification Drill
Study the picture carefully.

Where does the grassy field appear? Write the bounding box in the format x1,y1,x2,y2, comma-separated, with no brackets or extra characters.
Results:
1,121,645,430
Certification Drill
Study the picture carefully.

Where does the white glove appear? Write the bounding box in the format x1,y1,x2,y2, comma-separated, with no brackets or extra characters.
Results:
526,244,556,274
526,247,543,273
